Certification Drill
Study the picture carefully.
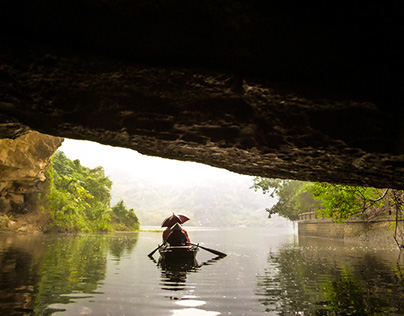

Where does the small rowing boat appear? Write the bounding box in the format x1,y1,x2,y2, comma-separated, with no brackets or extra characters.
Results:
158,244,199,263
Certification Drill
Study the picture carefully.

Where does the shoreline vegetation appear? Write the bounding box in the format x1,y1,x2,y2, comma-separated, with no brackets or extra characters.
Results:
252,177,404,248
28,151,140,234
252,177,404,223
139,230,162,233
3,150,403,242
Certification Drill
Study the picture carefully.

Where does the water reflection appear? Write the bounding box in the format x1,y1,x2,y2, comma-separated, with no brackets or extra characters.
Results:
153,253,225,316
151,252,223,316
155,255,225,292
0,232,138,315
108,234,138,260
171,306,220,316
0,234,46,315
160,261,199,291
4,229,404,315
256,237,404,315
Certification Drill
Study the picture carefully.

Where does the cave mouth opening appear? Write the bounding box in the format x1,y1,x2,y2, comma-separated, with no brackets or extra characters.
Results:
57,138,284,228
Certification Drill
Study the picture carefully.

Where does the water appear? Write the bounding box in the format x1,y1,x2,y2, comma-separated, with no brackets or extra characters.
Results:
1,227,404,315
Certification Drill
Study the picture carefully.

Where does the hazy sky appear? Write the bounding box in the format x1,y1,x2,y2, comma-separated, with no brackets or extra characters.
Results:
58,139,289,227
59,138,256,184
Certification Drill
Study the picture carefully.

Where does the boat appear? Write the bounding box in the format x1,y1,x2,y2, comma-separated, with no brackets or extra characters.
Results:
158,244,199,263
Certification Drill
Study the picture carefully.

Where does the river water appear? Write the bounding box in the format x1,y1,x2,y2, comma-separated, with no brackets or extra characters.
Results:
1,227,404,315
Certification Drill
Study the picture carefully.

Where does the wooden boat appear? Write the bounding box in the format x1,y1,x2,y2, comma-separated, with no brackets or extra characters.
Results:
158,244,199,263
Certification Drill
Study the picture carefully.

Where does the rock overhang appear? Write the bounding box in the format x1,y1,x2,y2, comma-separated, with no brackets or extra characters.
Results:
1,1,403,189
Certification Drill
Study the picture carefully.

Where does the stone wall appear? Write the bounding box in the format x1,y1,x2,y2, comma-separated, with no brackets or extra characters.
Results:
0,132,63,217
298,214,402,246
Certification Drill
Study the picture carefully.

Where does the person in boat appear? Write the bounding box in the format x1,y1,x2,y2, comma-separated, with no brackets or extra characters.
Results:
166,223,189,246
163,224,190,243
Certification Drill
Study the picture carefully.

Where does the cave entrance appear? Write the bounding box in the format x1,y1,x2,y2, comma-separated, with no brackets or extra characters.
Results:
58,138,290,229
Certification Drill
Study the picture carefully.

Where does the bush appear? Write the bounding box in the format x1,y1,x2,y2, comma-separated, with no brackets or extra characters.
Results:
111,200,140,231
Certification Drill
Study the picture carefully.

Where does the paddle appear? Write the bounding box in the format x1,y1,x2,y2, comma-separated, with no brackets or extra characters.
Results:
190,243,227,257
148,244,162,257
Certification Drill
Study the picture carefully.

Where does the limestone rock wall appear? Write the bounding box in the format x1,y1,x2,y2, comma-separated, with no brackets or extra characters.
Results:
0,1,403,189
0,132,63,215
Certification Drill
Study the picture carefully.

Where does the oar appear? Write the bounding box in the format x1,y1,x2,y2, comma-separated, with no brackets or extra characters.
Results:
148,244,162,257
190,243,227,257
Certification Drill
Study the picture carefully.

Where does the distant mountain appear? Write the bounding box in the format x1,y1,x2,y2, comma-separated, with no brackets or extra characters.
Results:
108,168,281,227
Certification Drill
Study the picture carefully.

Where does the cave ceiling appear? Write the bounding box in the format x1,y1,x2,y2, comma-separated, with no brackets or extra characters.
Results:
1,1,403,189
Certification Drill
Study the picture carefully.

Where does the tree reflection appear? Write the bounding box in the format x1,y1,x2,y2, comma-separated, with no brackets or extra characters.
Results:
108,233,139,260
37,233,138,314
324,266,388,315
256,241,404,315
0,233,139,315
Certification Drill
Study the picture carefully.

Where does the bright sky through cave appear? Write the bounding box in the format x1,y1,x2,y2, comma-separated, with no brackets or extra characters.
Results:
59,138,252,184
58,138,287,227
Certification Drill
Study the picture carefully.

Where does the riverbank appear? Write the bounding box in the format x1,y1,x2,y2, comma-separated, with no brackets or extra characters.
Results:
298,214,403,247
0,210,144,234
0,209,50,233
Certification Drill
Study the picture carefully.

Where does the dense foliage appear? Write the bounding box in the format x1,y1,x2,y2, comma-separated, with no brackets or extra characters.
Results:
111,200,140,231
252,177,402,222
45,151,139,232
251,178,319,220
304,182,388,222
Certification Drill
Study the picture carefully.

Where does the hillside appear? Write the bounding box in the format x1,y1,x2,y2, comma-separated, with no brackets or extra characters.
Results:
109,170,279,227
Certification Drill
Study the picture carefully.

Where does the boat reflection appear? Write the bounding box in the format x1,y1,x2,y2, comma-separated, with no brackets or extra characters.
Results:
150,255,226,291
160,261,198,291
156,256,225,316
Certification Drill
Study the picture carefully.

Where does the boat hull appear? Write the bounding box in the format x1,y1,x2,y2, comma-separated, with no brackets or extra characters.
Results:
159,245,199,263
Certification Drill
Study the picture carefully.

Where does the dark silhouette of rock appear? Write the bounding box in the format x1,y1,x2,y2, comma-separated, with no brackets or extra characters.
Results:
0,1,403,188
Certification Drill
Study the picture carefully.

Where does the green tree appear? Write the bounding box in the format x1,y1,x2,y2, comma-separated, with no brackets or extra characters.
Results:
45,151,139,232
46,151,112,231
111,200,140,231
251,178,394,222
253,178,404,247
251,177,319,220
304,182,388,222
53,152,112,210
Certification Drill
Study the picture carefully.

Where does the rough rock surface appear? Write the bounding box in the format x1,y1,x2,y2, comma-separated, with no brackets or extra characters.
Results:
1,1,403,189
0,132,63,216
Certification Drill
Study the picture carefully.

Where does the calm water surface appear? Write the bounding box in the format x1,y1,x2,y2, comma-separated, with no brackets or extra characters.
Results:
1,227,404,315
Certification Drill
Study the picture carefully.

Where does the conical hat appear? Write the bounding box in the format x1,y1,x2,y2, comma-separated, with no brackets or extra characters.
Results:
171,222,183,231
